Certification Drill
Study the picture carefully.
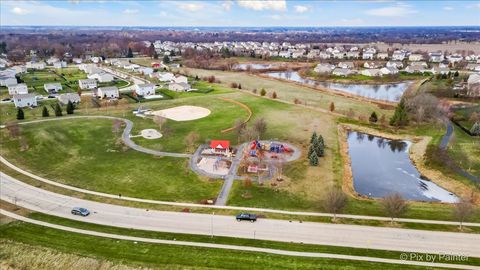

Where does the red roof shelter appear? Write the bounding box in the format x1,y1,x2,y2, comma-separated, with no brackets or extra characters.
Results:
210,140,230,151
151,62,160,68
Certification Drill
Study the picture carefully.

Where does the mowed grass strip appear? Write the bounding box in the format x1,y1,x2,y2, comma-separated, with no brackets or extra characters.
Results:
0,218,466,270
0,119,221,202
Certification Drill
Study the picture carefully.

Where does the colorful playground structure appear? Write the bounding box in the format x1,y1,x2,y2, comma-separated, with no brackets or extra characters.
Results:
248,140,293,157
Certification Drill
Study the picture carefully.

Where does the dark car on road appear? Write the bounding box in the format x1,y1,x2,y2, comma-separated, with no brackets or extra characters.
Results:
71,207,90,216
236,213,257,222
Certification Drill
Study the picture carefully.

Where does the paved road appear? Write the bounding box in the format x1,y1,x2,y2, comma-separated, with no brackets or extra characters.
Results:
1,210,477,270
14,116,191,158
2,174,480,258
2,160,480,228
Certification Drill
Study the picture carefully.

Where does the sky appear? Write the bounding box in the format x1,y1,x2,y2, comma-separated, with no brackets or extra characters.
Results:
1,0,480,27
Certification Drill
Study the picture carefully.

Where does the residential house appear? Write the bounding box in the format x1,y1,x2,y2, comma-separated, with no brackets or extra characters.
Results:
26,61,46,70
173,75,188,84
58,93,81,105
11,65,27,74
431,66,450,75
409,54,424,62
88,71,114,82
314,63,335,74
53,61,67,69
8,83,28,95
467,73,480,97
96,86,119,99
46,57,59,65
429,52,444,63
392,50,407,61
376,52,389,60
72,58,83,64
362,48,376,60
346,51,360,59
13,93,37,108
135,83,156,96
0,75,17,86
363,62,381,69
361,69,383,77
332,68,354,77
466,63,480,72
337,62,354,69
380,67,399,75
447,54,463,64
44,83,63,93
154,72,175,82
139,67,154,75
319,51,331,59
78,79,97,89
386,61,404,69
168,82,191,92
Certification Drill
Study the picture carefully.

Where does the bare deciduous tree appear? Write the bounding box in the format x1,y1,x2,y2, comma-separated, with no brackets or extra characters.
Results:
323,188,348,221
383,193,408,224
453,198,475,230
253,118,267,139
184,131,200,152
112,119,123,134
153,115,167,131
240,127,259,143
233,118,246,142
405,93,442,123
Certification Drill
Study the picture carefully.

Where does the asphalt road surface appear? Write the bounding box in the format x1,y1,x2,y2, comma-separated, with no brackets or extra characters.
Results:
2,173,479,257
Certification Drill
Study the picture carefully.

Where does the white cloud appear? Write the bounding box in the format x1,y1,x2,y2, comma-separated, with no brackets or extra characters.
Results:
11,7,30,15
365,5,417,17
123,8,139,14
294,5,308,13
177,3,204,12
222,0,233,11
443,6,453,11
237,0,286,11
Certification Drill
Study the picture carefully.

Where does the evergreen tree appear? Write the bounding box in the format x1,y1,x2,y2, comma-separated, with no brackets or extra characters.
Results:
309,150,319,166
66,100,75,114
42,106,49,117
308,144,316,157
127,47,133,58
148,44,155,58
389,98,408,127
16,107,24,120
310,131,318,144
369,111,378,123
471,122,480,136
314,135,325,157
163,55,170,64
54,103,62,117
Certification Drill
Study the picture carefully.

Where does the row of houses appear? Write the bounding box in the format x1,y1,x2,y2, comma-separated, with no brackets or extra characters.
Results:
314,60,452,77
79,64,114,83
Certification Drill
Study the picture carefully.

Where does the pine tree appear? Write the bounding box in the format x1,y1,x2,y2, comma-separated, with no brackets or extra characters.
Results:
310,131,318,144
308,144,316,157
127,47,133,58
163,55,170,64
309,150,319,166
314,136,325,157
54,103,62,117
369,111,378,123
471,122,480,136
66,100,75,114
16,107,24,120
42,106,49,117
389,98,408,127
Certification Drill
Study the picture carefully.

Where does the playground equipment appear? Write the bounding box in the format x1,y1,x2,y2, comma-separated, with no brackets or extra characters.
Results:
248,140,293,156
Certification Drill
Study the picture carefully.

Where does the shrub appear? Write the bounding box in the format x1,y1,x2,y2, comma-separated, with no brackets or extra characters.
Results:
260,88,266,96
369,111,378,123
272,91,277,99
16,108,24,120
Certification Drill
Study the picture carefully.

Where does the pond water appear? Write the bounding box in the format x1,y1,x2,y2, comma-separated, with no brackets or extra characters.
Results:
234,63,274,70
265,71,411,102
347,131,458,203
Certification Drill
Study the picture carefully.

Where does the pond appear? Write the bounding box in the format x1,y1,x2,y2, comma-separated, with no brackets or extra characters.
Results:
347,131,458,203
234,63,274,70
265,71,411,102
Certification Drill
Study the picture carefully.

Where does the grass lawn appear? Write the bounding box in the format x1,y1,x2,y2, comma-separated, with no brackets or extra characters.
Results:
0,118,221,202
447,126,480,177
0,219,467,270
180,67,393,118
19,68,87,94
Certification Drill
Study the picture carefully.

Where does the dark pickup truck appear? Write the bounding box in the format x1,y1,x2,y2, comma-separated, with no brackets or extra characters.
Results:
236,213,257,222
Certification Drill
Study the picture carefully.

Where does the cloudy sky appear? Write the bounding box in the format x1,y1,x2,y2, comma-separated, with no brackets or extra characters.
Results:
1,0,479,27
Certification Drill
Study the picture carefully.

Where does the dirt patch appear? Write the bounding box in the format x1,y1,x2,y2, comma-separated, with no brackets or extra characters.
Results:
338,124,479,204
147,105,211,121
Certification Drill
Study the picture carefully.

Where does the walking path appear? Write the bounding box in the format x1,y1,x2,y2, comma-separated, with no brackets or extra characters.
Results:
1,209,477,270
440,119,479,183
215,143,247,205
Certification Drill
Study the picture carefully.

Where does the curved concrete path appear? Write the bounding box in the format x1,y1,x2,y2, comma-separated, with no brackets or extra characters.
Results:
1,210,477,270
13,116,191,158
